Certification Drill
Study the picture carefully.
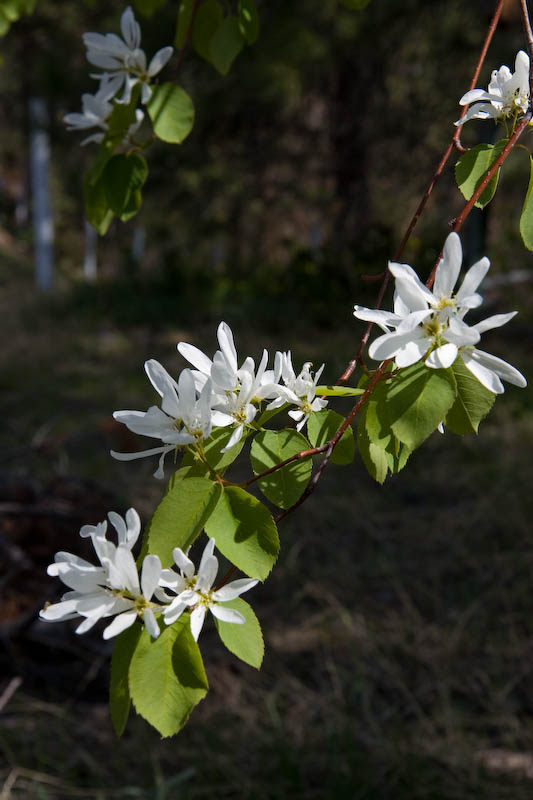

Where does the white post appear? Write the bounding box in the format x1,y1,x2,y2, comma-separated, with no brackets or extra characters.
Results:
29,97,54,292
84,218,98,281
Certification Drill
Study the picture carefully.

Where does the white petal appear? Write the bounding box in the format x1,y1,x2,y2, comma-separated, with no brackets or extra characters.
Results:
147,46,173,77
120,6,141,50
456,257,490,303
472,312,516,334
173,547,195,578
141,554,162,600
425,343,457,369
190,606,206,641
163,599,187,625
434,232,462,299
114,545,140,594
212,578,258,602
143,608,160,638
462,351,504,393
210,605,246,624
103,610,138,640
468,348,527,388
353,306,402,332
177,342,213,375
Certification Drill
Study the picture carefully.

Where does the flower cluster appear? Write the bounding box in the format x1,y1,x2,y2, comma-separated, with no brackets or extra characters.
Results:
112,322,328,478
354,232,527,394
64,6,173,146
456,50,530,126
40,511,257,641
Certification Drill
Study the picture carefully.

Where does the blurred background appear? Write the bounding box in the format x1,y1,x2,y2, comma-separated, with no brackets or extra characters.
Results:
2,0,533,796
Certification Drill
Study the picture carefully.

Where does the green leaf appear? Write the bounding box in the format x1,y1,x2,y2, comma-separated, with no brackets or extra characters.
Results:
250,429,312,509
315,385,364,397
205,487,279,580
129,620,208,737
102,153,148,219
86,140,116,186
110,622,142,736
192,0,223,62
445,355,495,434
455,139,507,209
181,427,246,474
83,173,113,235
215,597,263,668
148,477,222,566
209,16,244,76
357,424,389,484
520,154,533,250
106,87,141,142
307,409,355,465
175,0,194,47
148,83,195,144
386,362,456,449
238,0,259,44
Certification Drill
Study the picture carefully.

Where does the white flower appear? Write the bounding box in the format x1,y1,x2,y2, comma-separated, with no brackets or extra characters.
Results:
64,74,144,146
178,321,275,397
83,6,173,105
456,50,530,125
39,509,164,639
210,350,270,451
264,352,328,431
354,232,527,393
178,322,275,450
111,363,213,479
161,538,258,641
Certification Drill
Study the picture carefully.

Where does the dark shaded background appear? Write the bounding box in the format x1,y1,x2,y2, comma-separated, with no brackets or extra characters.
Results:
2,0,533,796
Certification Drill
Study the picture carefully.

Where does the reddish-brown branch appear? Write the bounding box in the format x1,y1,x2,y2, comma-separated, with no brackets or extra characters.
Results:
453,0,506,150
239,443,328,489
169,0,203,82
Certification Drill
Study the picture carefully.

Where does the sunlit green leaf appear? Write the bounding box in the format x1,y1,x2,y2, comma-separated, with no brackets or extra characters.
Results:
250,429,312,509
215,597,264,668
455,139,507,209
205,486,279,580
147,477,222,566
386,362,456,449
315,385,364,397
307,409,355,465
129,620,208,738
110,622,142,736
148,82,195,144
445,355,495,434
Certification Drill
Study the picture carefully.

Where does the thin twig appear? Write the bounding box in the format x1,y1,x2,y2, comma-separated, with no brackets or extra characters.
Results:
454,0,506,150
169,0,203,82
239,444,328,489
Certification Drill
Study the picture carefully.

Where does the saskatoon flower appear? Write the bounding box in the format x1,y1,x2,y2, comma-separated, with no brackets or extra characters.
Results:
264,352,328,431
83,6,173,105
353,232,527,394
39,509,164,639
178,321,276,399
64,75,144,147
161,538,258,641
456,50,530,125
111,363,213,479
